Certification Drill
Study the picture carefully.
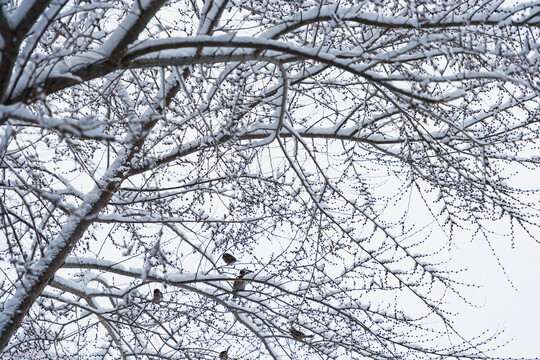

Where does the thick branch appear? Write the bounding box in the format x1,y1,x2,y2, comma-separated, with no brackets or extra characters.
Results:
0,0,230,351
100,0,168,58
0,0,52,102
4,0,166,105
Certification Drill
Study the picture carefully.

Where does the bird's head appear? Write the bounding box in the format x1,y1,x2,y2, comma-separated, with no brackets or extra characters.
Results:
239,269,252,277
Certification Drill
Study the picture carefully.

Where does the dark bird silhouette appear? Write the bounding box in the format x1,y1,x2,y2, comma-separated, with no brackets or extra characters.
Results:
218,346,230,359
232,269,251,294
153,288,163,302
290,325,313,340
222,253,237,265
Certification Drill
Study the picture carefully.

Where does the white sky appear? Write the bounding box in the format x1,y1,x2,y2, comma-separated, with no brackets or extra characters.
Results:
2,1,538,358
454,233,540,358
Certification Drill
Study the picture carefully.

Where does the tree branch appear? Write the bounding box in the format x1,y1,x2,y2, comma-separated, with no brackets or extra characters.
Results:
0,0,52,102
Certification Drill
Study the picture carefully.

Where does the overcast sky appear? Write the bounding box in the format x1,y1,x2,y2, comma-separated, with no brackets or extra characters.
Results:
451,225,540,358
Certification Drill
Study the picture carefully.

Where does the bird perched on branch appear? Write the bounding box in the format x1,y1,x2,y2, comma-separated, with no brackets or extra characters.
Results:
218,346,231,359
153,288,163,302
232,269,251,294
290,325,313,340
222,253,237,265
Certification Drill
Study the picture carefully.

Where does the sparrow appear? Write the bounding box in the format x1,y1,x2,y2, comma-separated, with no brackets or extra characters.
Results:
153,288,163,302
218,347,230,359
290,325,313,340
222,253,237,265
232,269,251,294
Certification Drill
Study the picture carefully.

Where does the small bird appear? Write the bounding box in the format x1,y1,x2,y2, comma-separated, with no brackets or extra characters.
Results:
232,269,251,294
290,325,313,340
218,347,230,359
153,288,163,302
222,253,237,265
